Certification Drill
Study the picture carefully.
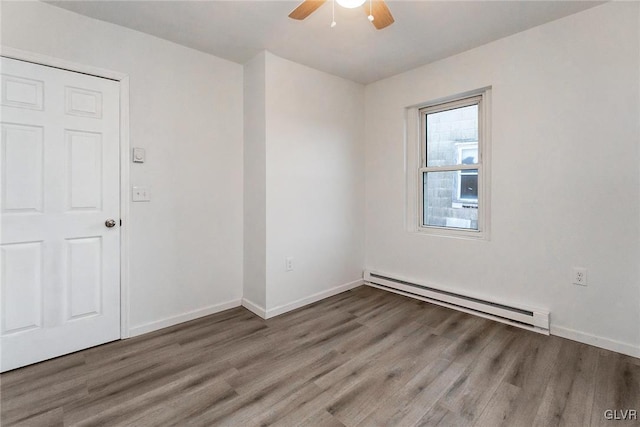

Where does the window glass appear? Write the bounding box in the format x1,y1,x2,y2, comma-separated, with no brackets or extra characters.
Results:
459,170,478,200
423,171,478,230
426,105,478,167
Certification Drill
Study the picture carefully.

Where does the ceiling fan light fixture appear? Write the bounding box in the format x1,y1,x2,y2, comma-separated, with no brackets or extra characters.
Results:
336,0,366,9
288,0,394,30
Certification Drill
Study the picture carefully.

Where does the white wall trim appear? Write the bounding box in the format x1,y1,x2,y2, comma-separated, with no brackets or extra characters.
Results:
638,1,640,354
0,46,133,338
129,299,242,337
0,46,128,81
551,325,640,359
118,76,131,338
242,298,267,319
265,279,364,319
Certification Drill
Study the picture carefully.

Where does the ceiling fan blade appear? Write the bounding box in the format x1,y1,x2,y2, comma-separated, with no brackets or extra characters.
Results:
364,0,394,30
288,0,326,20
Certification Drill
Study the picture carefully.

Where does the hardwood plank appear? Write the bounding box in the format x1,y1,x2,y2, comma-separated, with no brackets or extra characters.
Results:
192,348,354,425
1,286,638,426
415,303,459,329
416,404,467,426
431,309,480,340
274,409,345,427
590,352,640,427
9,408,63,427
255,323,443,425
64,348,238,425
312,321,438,389
247,382,325,426
495,333,563,426
474,382,521,426
325,332,453,425
531,341,599,427
71,376,237,426
0,354,88,426
437,327,526,423
356,358,466,426
442,318,503,366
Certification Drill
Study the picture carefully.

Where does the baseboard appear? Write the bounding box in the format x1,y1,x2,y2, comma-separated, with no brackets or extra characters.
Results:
551,325,640,359
265,279,364,319
127,280,364,336
128,298,242,337
242,298,267,318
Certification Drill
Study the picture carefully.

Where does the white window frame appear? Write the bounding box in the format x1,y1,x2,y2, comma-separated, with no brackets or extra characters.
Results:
410,89,490,240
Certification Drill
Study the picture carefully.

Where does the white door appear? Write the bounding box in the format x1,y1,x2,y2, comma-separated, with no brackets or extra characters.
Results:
0,57,121,372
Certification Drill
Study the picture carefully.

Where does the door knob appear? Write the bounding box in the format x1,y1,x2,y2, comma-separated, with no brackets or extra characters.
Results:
105,219,117,228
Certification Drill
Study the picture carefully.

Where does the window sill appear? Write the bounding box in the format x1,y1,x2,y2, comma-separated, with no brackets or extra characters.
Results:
416,225,489,241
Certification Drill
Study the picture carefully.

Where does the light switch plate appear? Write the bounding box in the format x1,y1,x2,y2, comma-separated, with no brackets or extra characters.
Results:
132,147,145,163
132,186,150,202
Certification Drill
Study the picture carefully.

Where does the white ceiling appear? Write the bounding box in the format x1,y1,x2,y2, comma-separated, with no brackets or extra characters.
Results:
47,0,603,84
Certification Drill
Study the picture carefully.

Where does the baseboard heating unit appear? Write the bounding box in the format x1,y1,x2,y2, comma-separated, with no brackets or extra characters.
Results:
364,270,550,335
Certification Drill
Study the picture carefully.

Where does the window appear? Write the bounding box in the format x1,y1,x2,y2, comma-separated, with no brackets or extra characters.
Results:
418,91,489,237
456,143,478,202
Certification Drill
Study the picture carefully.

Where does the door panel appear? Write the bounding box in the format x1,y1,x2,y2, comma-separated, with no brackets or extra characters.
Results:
66,236,102,320
1,241,43,335
1,123,44,212
67,130,103,210
0,57,121,372
1,74,44,110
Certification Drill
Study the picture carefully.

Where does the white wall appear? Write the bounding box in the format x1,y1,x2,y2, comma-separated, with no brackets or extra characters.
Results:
365,2,640,356
242,52,365,316
1,1,244,333
264,53,365,313
243,52,267,309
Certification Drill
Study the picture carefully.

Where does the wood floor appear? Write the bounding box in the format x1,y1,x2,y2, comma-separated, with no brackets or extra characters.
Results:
2,286,639,427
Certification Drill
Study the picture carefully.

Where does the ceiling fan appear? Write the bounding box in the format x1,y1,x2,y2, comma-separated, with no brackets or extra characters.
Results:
289,0,395,30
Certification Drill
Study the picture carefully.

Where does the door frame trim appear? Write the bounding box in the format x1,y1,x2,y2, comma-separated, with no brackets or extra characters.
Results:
1,46,132,338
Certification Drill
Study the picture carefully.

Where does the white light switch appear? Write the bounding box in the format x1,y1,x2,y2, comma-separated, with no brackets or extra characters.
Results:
132,186,150,202
132,147,145,163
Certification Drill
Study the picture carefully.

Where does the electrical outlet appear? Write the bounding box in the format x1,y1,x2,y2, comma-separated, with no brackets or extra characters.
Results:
285,257,294,272
572,267,587,286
